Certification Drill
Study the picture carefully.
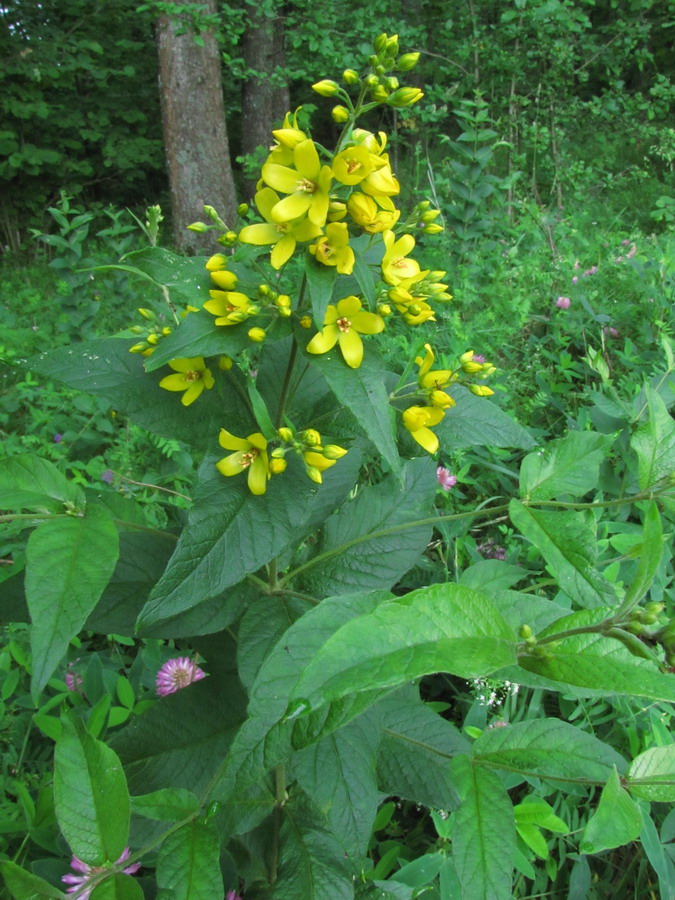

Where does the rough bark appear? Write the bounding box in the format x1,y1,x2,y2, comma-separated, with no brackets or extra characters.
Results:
157,0,238,253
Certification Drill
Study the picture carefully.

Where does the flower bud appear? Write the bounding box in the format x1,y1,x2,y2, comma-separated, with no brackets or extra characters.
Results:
129,324,144,334
224,231,238,244
248,328,266,343
397,52,420,71
373,33,388,53
237,202,249,216
275,294,291,308
342,69,359,85
376,303,392,317
278,306,291,317
385,34,399,56
299,315,312,329
322,444,348,460
203,205,224,224
420,208,440,222
370,84,390,102
218,355,233,370
364,74,379,88
129,341,149,354
270,457,287,475
385,76,399,91
468,384,494,397
312,79,340,97
138,307,155,320
424,223,444,235
277,427,294,443
205,253,228,271
300,428,322,447
187,222,208,233
210,269,238,290
519,624,533,639
387,87,424,108
161,327,172,336
429,390,455,409
146,333,159,345
331,105,350,124
305,465,323,484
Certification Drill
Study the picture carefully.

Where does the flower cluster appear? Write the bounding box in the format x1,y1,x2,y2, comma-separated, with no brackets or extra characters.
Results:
62,849,141,900
156,657,206,696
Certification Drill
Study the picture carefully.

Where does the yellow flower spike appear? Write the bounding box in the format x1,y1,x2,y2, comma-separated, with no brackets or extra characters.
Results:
469,384,495,397
381,230,421,285
216,429,270,495
204,291,255,326
262,139,333,227
238,187,322,269
306,295,385,369
159,357,215,407
402,406,445,455
210,269,238,290
332,146,375,186
205,253,228,272
309,222,355,275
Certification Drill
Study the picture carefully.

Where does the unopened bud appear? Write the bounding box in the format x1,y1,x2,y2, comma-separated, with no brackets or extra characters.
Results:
468,384,494,397
364,74,379,88
373,33,388,53
146,333,159,346
370,84,390,102
129,325,144,334
397,52,420,71
424,223,444,235
161,327,172,336
385,34,399,56
237,202,249,216
224,231,238,244
247,327,266,343
205,253,228,271
312,79,340,97
270,458,287,475
138,307,155,320
277,427,294,442
299,315,312,329
129,341,149,354
387,87,424,108
306,465,323,484
322,444,348,460
385,76,399,91
210,270,238,290
187,221,208,233
331,105,350,124
300,428,322,447
377,303,392,317
218,355,233,370
275,294,291,308
342,69,359,85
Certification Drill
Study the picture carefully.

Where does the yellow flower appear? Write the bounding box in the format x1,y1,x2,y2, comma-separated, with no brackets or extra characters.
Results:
381,231,421,285
159,357,215,406
271,109,307,150
303,450,336,484
309,222,355,274
216,429,270,495
332,146,375,185
238,187,322,269
209,269,238,290
402,405,445,454
415,345,456,408
347,192,400,233
306,295,385,369
262,139,333,227
468,384,495,397
361,157,400,197
203,291,255,326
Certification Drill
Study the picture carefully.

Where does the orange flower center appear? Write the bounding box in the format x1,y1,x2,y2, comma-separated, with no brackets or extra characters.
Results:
184,370,200,382
337,317,351,333
241,449,259,469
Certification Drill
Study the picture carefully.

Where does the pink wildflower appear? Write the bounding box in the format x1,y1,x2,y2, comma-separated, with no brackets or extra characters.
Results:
62,849,140,900
156,657,206,696
478,539,506,561
603,326,620,339
555,296,570,309
582,266,598,277
626,243,637,259
226,892,243,900
471,354,486,364
437,467,457,490
571,276,578,284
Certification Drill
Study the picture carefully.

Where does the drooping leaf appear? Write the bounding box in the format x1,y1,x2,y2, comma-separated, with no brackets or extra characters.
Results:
27,505,119,698
630,386,675,489
473,718,626,784
628,745,675,801
103,246,211,307
438,385,535,450
156,821,224,900
519,431,613,500
580,768,642,854
622,500,663,609
130,788,199,822
54,716,130,865
0,454,84,513
450,755,515,900
0,861,65,900
298,458,437,596
509,500,617,608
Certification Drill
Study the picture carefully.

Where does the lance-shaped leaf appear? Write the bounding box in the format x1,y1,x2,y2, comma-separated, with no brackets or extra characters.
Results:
580,768,642,854
305,251,338,331
473,718,626,784
518,631,675,701
0,862,66,900
305,347,401,476
54,716,130,865
630,386,675,489
450,755,515,900
509,500,617,608
156,821,223,900
27,504,119,698
0,454,84,513
621,500,663,610
298,458,437,596
131,788,199,822
519,431,613,500
288,583,516,714
437,385,535,450
628,745,675,801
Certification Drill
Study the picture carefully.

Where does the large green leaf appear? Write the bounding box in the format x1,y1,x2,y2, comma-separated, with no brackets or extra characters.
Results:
136,454,355,633
237,596,312,691
519,431,613,500
130,788,199,822
291,712,380,858
103,246,211,307
450,755,515,900
628,746,675,801
144,308,255,371
305,251,338,330
376,686,469,809
580,769,642,854
0,862,65,900
305,346,401,475
630,386,675,489
0,455,84,513
89,875,143,900
156,821,224,900
509,500,617,608
437,385,535,450
298,458,437,596
622,500,663,609
288,583,516,714
29,338,250,450
26,504,119,698
54,716,130,865
473,718,626,784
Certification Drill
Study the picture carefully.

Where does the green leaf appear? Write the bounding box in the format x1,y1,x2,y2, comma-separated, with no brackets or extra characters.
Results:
473,718,626,784
580,768,642,854
0,455,84,513
0,862,65,900
519,432,613,500
630,386,675,489
518,632,675,701
392,852,444,888
352,247,376,305
513,798,568,833
450,755,515,900
237,596,312,691
111,246,211,307
488,590,570,634
291,713,380,858
305,348,401,476
54,716,130,865
622,500,663,609
156,821,223,900
130,788,199,821
143,309,253,372
640,804,675,899
305,251,337,330
509,500,617,608
628,746,675,801
89,874,143,900
376,686,469,809
459,560,528,593
27,505,119,698
289,583,516,714
298,458,437,596
438,386,535,450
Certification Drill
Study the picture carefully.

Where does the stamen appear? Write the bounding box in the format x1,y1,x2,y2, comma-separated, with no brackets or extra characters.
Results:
337,317,351,333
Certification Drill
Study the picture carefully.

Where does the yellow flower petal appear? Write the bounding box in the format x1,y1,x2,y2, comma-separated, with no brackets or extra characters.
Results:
159,373,190,391
338,329,364,368
219,429,250,452
216,451,247,476
306,324,339,355
248,454,269,495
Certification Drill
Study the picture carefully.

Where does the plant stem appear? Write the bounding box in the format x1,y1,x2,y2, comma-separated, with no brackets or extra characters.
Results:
275,337,298,429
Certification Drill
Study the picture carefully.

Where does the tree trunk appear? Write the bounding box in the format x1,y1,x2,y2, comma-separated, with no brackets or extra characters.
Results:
240,5,289,200
157,0,238,253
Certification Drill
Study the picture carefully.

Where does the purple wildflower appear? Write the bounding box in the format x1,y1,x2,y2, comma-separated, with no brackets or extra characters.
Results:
436,467,457,491
471,354,486,364
478,539,506,561
555,296,571,309
571,276,578,284
603,326,620,339
62,849,140,900
582,266,598,277
65,671,83,693
156,657,206,696
53,434,63,443
101,469,114,484
226,892,243,900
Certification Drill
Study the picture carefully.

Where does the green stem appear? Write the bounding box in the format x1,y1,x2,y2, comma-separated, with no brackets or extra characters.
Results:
275,337,299,429
269,765,286,885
